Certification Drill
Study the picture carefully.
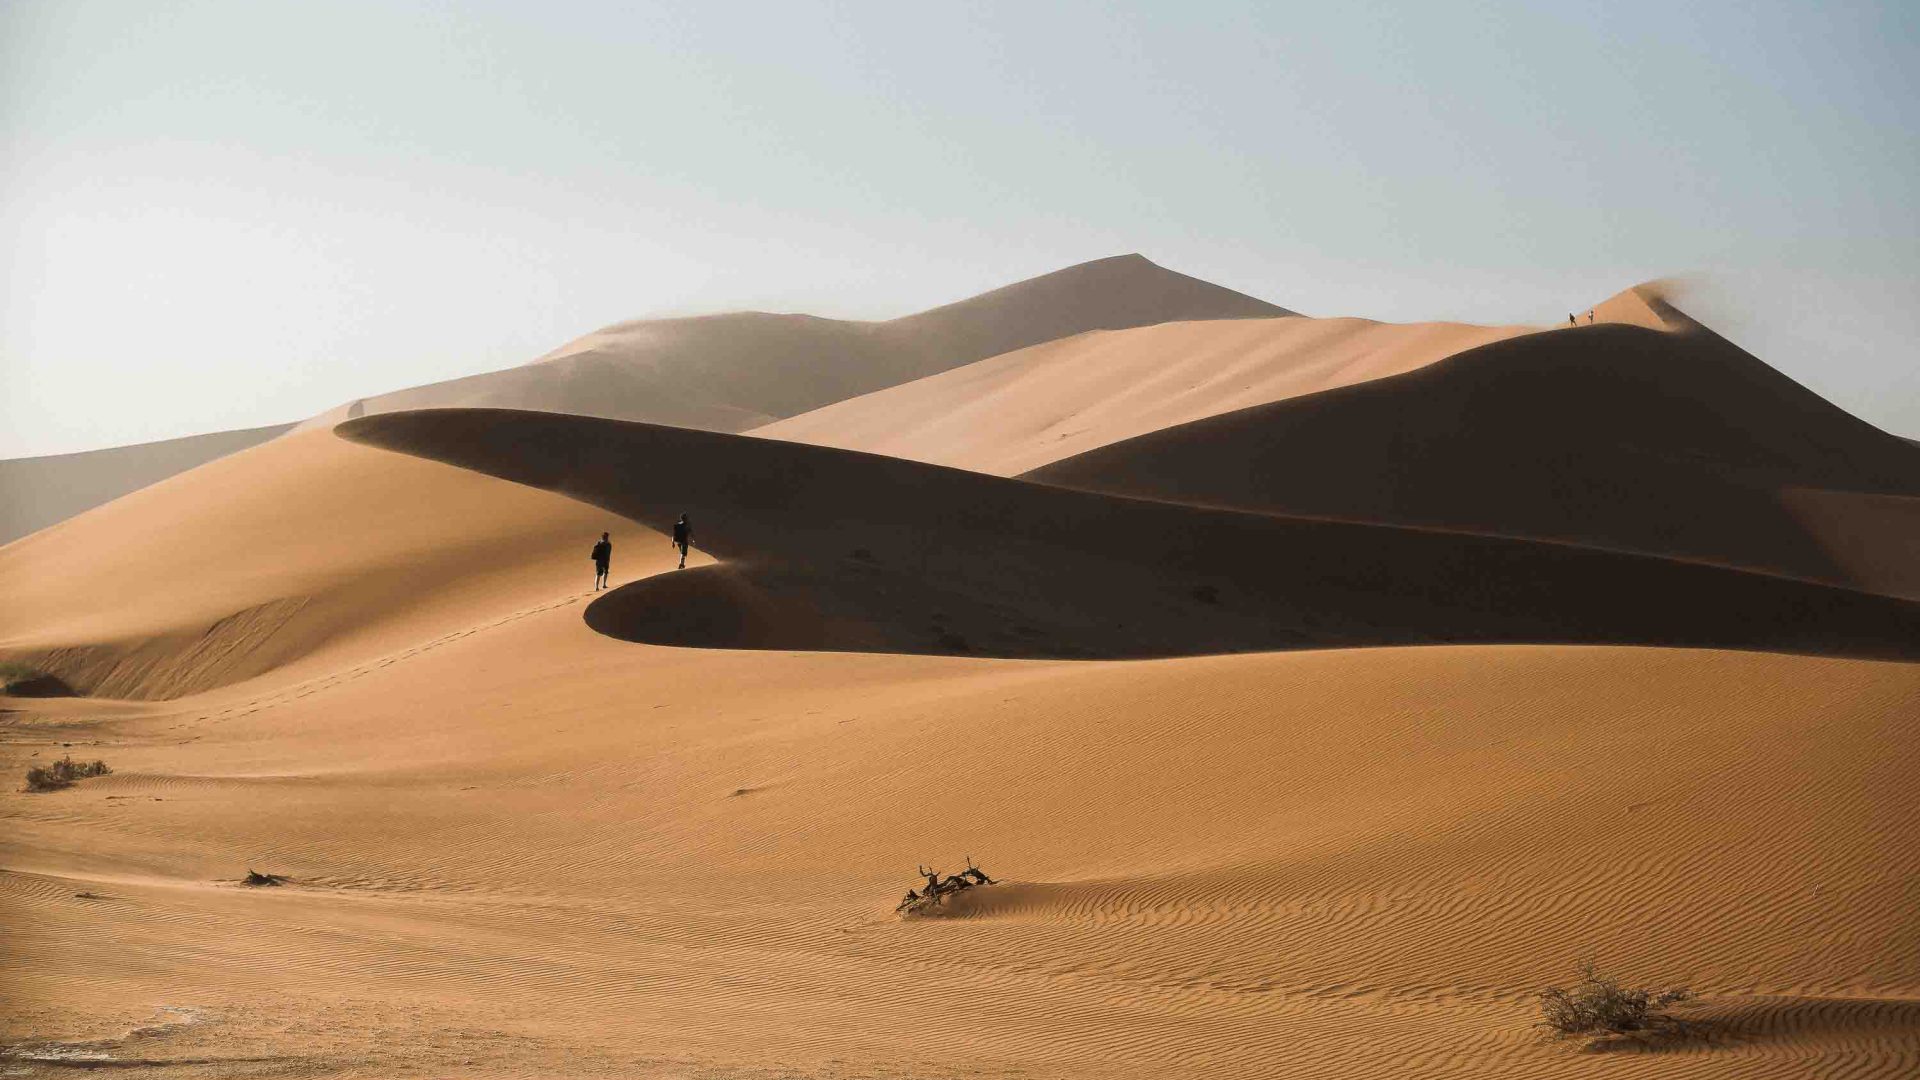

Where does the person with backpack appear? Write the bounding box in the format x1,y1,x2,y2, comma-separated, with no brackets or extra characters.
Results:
672,514,692,569
591,532,612,590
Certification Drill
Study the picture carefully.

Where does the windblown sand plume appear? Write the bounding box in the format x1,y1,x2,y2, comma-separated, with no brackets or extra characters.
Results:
303,253,1291,433
4,261,1918,1079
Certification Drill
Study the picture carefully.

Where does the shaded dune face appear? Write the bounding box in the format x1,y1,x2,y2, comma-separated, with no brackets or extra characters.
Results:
1030,321,1920,599
751,316,1536,477
342,408,1920,660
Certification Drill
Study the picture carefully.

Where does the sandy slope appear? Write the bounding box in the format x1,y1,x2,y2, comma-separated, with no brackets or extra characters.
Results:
754,316,1534,475
5,608,1916,1077
302,254,1290,434
1031,289,1920,598
0,424,293,546
0,429,637,700
338,409,1920,662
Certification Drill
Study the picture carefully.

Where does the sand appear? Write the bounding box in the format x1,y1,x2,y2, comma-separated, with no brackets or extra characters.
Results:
300,254,1290,435
754,315,1535,475
0,429,625,699
6,608,1917,1077
7,256,1282,551
0,424,293,546
1030,288,1920,598
4,271,1918,1078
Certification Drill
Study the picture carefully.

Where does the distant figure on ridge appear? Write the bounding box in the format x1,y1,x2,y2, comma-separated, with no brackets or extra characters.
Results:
1568,313,1577,327
1587,309,1596,324
672,514,692,570
591,532,612,591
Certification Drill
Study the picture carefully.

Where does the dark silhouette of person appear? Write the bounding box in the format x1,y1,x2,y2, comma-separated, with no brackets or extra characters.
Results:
591,532,612,591
1568,313,1577,327
672,514,692,569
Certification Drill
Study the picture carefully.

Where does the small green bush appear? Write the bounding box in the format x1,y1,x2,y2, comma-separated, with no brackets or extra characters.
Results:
24,755,112,792
1538,965,1691,1039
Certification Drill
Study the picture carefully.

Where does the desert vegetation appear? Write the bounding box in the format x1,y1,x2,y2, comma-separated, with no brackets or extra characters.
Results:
24,755,112,792
896,858,997,916
1538,965,1693,1043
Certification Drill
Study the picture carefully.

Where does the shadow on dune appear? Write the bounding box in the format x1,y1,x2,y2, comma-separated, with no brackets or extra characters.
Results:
342,409,1920,662
1029,319,1920,600
584,565,835,652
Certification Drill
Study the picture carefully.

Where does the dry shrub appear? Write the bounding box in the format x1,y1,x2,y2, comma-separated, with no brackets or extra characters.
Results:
1539,964,1691,1040
24,755,112,792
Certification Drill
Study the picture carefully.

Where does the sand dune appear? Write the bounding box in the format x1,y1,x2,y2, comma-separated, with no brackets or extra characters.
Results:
0,429,639,700
1031,288,1920,598
8,256,1274,547
303,254,1290,434
5,271,1918,1078
0,424,293,546
755,315,1535,475
336,408,1920,662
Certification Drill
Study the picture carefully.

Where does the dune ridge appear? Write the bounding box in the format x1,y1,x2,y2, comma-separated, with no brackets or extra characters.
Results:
302,254,1290,434
1030,289,1920,598
339,408,1920,664
6,629,1916,1077
0,430,639,700
753,315,1537,475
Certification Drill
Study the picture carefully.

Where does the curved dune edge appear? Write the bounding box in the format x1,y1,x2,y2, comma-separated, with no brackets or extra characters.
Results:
0,429,645,700
342,407,1920,660
1029,296,1920,600
301,254,1290,435
748,281,1706,482
752,315,1537,476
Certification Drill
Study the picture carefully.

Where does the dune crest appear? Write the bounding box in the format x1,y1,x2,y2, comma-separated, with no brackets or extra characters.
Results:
339,407,1920,661
1030,293,1920,598
754,315,1537,475
0,430,637,699
302,254,1290,434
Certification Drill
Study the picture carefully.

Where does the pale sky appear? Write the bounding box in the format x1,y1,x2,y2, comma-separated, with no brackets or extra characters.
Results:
4,0,1916,457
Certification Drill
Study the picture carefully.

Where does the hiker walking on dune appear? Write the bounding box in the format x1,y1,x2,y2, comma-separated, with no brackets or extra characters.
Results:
591,532,612,591
672,514,692,570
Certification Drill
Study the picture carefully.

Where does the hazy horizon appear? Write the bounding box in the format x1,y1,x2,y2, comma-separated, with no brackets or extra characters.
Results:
5,0,1916,458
